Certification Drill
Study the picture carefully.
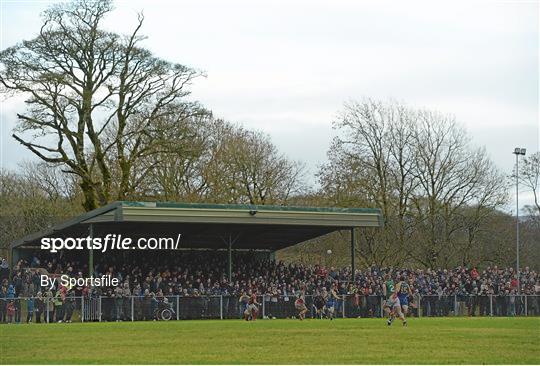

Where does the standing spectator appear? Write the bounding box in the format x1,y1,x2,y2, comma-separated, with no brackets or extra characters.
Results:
508,289,516,317
471,267,479,281
469,282,478,316
64,292,75,323
412,290,421,317
133,284,143,320
14,298,21,324
221,286,231,318
7,284,15,300
348,284,361,318
435,286,444,316
0,285,6,323
336,282,347,317
421,292,431,316
6,300,15,323
28,278,35,297
26,297,34,323
510,276,518,291
45,289,54,323
114,285,124,321
462,281,472,316
35,292,44,323
54,289,64,322
150,292,158,319
122,282,131,320
0,258,9,281
142,289,152,320
102,288,114,321
479,281,489,316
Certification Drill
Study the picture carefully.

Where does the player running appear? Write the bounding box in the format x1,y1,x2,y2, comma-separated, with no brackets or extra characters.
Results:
382,273,395,320
324,283,340,320
393,279,408,326
397,275,413,317
313,291,325,319
243,291,260,321
294,292,308,320
382,273,406,326
238,292,249,318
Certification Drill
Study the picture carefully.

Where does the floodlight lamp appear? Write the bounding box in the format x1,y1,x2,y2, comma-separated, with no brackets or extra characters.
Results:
520,148,526,155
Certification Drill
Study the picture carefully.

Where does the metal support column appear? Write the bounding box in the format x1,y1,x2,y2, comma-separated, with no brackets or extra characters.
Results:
221,233,240,284
228,241,232,283
89,224,94,277
220,295,223,320
350,228,356,283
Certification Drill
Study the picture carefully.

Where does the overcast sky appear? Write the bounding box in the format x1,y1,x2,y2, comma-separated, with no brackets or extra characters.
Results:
1,0,538,210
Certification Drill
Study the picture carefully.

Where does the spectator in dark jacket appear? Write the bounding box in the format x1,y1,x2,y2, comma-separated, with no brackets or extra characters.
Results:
26,297,34,323
0,285,6,323
64,293,75,323
35,292,44,323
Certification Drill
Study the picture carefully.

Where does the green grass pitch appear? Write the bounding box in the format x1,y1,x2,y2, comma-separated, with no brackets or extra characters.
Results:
1,317,539,364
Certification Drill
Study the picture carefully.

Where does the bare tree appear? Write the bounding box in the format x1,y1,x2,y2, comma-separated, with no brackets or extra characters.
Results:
18,161,80,202
121,117,305,205
319,99,420,266
518,151,540,215
318,98,508,268
0,166,82,255
139,113,223,202
206,123,305,205
0,0,202,210
409,110,508,267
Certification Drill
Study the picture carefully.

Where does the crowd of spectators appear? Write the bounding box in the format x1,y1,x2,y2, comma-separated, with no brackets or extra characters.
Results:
0,251,539,322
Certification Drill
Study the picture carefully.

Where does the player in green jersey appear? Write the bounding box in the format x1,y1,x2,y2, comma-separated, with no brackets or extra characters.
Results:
382,273,406,326
382,273,395,325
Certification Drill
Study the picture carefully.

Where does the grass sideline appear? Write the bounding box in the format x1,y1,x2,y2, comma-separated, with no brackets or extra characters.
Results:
0,317,539,364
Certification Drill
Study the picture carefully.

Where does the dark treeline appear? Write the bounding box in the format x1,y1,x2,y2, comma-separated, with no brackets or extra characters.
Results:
1,0,538,269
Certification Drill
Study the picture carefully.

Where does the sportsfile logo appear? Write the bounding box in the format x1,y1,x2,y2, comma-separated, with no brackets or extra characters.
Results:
40,234,182,253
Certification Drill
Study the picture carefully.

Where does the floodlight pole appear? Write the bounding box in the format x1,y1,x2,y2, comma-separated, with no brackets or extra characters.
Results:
513,148,526,295
515,152,520,295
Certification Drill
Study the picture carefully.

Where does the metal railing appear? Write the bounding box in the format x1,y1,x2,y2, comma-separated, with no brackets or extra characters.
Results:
0,294,538,323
